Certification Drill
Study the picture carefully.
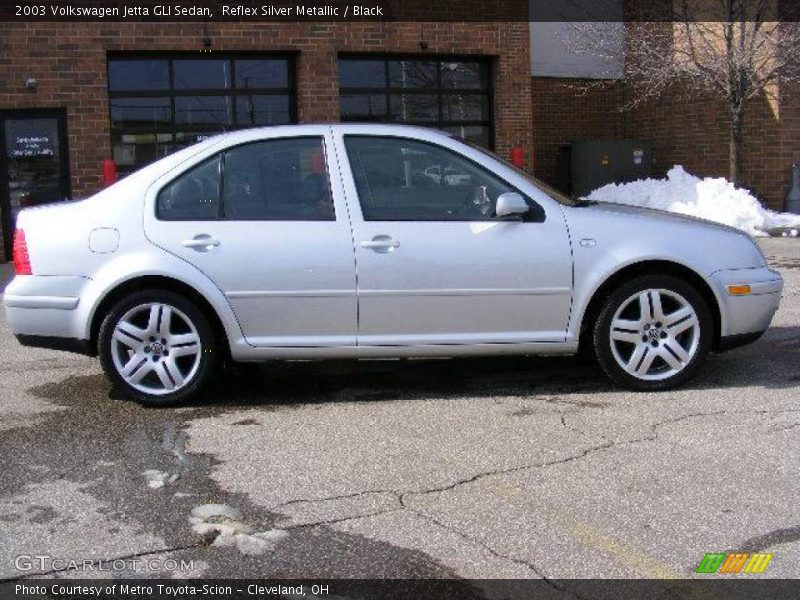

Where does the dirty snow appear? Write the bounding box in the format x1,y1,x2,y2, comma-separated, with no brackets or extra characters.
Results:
189,503,287,556
587,165,800,237
142,469,171,490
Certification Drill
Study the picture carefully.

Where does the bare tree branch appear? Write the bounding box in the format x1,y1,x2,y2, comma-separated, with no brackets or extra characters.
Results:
564,0,800,183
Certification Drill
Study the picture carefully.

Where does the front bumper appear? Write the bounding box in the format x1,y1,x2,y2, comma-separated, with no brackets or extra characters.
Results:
709,266,783,342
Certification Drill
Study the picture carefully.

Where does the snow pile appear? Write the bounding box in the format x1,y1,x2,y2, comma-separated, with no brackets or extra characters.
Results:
587,166,800,237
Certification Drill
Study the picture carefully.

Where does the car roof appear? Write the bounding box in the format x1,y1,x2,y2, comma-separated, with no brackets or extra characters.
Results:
211,122,454,143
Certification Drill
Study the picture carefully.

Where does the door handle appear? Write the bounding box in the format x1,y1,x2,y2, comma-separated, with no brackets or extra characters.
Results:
181,234,220,252
360,235,400,253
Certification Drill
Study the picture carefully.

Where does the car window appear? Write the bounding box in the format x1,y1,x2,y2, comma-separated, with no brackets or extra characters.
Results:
156,156,220,220
223,137,334,221
156,137,335,221
344,136,543,222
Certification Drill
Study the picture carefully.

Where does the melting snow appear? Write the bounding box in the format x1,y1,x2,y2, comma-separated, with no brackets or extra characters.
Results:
142,469,170,490
587,166,800,237
189,503,287,556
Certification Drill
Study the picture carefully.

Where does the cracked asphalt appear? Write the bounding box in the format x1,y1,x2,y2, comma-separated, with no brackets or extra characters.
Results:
0,239,798,589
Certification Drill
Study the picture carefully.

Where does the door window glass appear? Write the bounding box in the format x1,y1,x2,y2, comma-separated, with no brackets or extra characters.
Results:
222,138,333,221
344,136,537,222
156,156,220,220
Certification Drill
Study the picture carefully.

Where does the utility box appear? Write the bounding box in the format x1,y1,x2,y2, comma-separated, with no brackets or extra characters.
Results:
557,140,652,198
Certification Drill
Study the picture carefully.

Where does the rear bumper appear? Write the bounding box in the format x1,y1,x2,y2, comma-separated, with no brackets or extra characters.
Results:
3,274,90,341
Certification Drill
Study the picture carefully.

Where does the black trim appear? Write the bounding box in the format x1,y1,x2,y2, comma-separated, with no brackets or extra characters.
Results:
716,330,766,352
16,334,95,356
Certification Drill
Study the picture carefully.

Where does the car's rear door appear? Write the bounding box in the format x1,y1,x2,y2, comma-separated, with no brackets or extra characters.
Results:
333,126,573,346
143,127,357,347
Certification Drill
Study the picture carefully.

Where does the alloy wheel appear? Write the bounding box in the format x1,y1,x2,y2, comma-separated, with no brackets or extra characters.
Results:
110,302,202,395
608,288,700,381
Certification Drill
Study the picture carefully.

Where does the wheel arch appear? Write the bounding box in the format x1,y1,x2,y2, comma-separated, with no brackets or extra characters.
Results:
577,260,723,352
88,275,231,361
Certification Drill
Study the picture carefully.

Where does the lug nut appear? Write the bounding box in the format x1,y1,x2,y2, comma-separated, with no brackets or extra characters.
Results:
656,322,662,328
149,336,156,342
144,345,151,353
642,335,648,342
650,341,658,347
660,332,668,339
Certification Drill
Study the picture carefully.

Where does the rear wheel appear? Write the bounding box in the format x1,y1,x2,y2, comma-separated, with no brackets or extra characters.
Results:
98,290,218,406
594,275,713,391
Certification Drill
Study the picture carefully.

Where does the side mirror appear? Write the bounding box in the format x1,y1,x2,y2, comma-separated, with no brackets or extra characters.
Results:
495,192,529,219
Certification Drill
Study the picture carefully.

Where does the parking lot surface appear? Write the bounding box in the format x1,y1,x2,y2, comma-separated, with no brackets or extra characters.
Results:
0,239,798,588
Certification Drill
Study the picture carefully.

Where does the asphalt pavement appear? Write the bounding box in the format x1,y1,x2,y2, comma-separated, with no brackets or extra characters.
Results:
0,239,798,592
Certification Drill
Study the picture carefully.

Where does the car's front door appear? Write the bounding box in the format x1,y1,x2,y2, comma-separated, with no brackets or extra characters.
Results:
335,131,573,346
144,131,357,347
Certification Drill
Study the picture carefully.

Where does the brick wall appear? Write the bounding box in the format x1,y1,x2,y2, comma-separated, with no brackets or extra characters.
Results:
532,75,797,210
531,77,624,187
0,20,532,201
625,87,790,211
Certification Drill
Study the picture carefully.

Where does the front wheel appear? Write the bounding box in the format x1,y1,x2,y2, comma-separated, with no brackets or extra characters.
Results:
98,290,218,406
594,275,713,391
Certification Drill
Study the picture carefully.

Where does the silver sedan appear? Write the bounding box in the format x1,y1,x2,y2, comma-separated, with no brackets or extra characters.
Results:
3,125,783,406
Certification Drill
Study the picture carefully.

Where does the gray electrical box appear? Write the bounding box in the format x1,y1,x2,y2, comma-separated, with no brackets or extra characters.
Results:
560,139,652,198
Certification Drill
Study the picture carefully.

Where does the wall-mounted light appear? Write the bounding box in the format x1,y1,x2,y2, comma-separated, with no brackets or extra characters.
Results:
24,77,38,89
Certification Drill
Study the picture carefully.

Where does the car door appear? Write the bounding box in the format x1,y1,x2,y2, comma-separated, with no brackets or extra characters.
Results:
333,129,573,346
144,129,357,347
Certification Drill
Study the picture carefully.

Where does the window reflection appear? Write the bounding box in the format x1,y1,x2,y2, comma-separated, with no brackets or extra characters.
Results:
108,55,295,176
339,57,492,148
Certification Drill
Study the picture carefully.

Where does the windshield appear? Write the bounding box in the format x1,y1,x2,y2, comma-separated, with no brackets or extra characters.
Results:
463,140,578,206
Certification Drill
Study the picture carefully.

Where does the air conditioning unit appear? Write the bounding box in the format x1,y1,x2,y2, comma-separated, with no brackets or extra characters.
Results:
557,139,652,198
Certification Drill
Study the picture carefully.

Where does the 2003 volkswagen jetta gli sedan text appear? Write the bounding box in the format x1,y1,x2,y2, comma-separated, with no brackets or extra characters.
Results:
3,124,784,406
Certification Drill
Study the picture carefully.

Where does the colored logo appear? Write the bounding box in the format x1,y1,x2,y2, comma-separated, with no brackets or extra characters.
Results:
696,552,772,574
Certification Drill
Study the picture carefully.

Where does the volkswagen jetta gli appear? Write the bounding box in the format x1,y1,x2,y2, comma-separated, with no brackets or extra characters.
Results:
3,125,783,406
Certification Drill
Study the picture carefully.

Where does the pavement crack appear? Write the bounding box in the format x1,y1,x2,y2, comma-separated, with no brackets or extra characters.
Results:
282,507,405,531
268,489,402,513
772,422,800,432
401,440,616,503
408,508,587,600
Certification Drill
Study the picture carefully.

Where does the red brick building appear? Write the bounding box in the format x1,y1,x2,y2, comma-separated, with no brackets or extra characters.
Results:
531,76,798,212
0,19,532,259
1,14,797,261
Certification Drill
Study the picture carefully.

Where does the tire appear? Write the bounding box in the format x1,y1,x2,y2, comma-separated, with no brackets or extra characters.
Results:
98,289,218,406
593,275,713,391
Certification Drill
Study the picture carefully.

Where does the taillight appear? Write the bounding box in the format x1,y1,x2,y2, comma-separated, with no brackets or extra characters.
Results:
13,229,32,275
